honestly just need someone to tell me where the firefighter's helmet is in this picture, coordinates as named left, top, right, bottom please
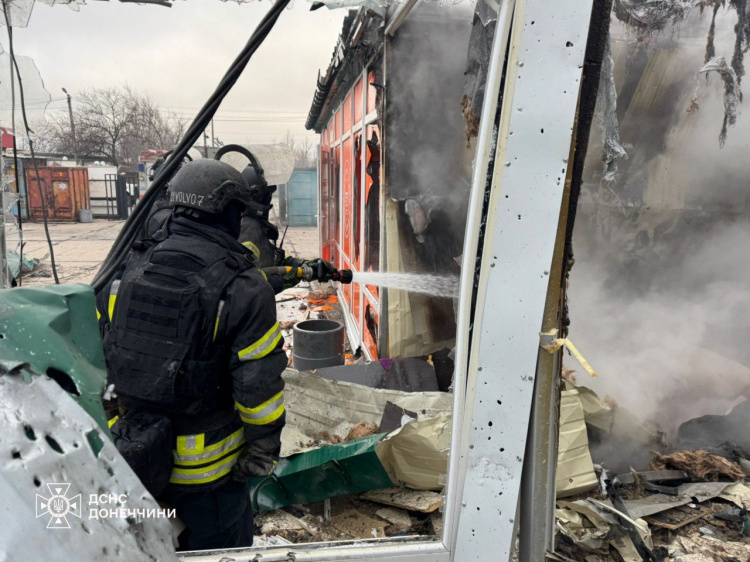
left=168, top=159, right=254, bottom=214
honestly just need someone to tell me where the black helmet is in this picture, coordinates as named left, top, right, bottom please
left=169, top=160, right=254, bottom=214
left=212, top=144, right=278, bottom=221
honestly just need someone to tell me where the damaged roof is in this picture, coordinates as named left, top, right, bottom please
left=305, top=9, right=382, bottom=133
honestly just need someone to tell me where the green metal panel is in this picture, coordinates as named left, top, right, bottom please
left=0, top=284, right=109, bottom=434
left=249, top=433, right=393, bottom=513
left=286, top=169, right=318, bottom=227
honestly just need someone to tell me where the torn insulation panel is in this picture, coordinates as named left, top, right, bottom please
left=698, top=56, right=740, bottom=147
left=596, top=38, right=628, bottom=184
left=612, top=0, right=692, bottom=40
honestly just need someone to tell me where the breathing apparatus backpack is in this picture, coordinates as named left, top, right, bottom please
left=104, top=239, right=249, bottom=416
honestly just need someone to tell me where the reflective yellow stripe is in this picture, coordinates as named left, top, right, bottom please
left=169, top=450, right=243, bottom=485
left=108, top=415, right=119, bottom=428
left=213, top=300, right=225, bottom=343
left=238, top=322, right=282, bottom=361
left=176, top=433, right=205, bottom=453
left=236, top=391, right=285, bottom=425
left=96, top=309, right=101, bottom=321
left=260, top=270, right=267, bottom=281
left=240, top=404, right=285, bottom=425
left=242, top=240, right=260, bottom=259
left=173, top=428, right=245, bottom=467
left=108, top=280, right=120, bottom=321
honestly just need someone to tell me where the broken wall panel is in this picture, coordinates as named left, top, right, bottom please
left=363, top=299, right=379, bottom=359
left=364, top=123, right=381, bottom=298
left=308, top=6, right=475, bottom=359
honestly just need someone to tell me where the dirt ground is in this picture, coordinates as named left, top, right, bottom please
left=10, top=208, right=319, bottom=286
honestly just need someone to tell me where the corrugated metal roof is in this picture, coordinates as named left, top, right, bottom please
left=305, top=9, right=381, bottom=132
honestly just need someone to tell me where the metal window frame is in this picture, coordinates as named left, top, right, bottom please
left=184, top=0, right=596, bottom=558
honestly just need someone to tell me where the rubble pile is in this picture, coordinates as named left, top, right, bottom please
left=254, top=488, right=444, bottom=544
left=556, top=381, right=750, bottom=561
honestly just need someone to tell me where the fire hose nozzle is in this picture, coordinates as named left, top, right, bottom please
left=331, top=269, right=353, bottom=284
left=259, top=265, right=351, bottom=284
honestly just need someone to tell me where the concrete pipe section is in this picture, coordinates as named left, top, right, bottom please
left=292, top=319, right=345, bottom=371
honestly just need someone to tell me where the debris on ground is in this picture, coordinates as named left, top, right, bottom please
left=255, top=509, right=315, bottom=543
left=307, top=287, right=337, bottom=301
left=360, top=487, right=444, bottom=513
left=7, top=250, right=43, bottom=280
left=718, top=482, right=750, bottom=509
left=650, top=450, right=745, bottom=482
left=668, top=534, right=750, bottom=560
left=555, top=380, right=750, bottom=561
left=330, top=510, right=388, bottom=539
left=253, top=534, right=292, bottom=547
left=346, top=422, right=379, bottom=441
left=375, top=507, right=412, bottom=531
left=376, top=414, right=451, bottom=491
left=429, top=512, right=443, bottom=536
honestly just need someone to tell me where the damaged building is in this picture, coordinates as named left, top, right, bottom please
left=4, top=0, right=750, bottom=560
left=305, top=4, right=476, bottom=360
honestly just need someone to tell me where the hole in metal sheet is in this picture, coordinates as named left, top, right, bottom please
left=46, top=367, right=81, bottom=397
left=24, top=425, right=36, bottom=441
left=0, top=333, right=5, bottom=339
left=33, top=476, right=41, bottom=487
left=566, top=41, right=574, bottom=47
left=488, top=421, right=493, bottom=427
left=45, top=435, right=64, bottom=454
left=11, top=450, right=21, bottom=459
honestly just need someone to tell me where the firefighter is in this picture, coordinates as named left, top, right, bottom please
left=238, top=163, right=334, bottom=294
left=98, top=159, right=286, bottom=551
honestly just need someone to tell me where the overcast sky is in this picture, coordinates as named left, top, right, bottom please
left=4, top=0, right=346, bottom=146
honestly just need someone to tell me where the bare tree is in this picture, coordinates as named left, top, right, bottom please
left=39, top=85, right=185, bottom=166
left=277, top=129, right=318, bottom=168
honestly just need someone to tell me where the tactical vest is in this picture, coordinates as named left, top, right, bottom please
left=103, top=239, right=250, bottom=418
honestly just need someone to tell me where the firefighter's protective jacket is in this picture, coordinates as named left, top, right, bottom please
left=98, top=215, right=287, bottom=487
left=239, top=216, right=305, bottom=293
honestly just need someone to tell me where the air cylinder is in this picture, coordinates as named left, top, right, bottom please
left=292, top=319, right=345, bottom=371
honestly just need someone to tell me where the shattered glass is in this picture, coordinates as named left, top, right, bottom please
left=461, top=7, right=495, bottom=144
left=0, top=0, right=35, bottom=27
left=475, top=0, right=499, bottom=26
left=0, top=48, right=52, bottom=130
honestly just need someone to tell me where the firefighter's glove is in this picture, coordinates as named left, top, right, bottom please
left=231, top=446, right=277, bottom=481
left=304, top=258, right=335, bottom=282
